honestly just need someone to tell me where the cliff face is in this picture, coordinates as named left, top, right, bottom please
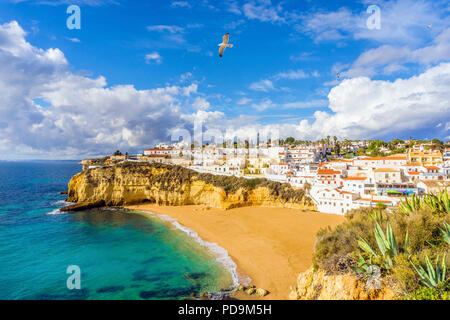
left=289, top=267, right=397, bottom=300
left=66, top=163, right=315, bottom=211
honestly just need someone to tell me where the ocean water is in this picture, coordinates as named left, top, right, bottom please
left=0, top=161, right=235, bottom=300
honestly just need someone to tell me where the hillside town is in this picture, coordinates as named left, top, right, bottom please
left=80, top=138, right=450, bottom=215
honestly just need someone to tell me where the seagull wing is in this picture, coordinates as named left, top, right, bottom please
left=222, top=33, right=229, bottom=44
left=219, top=45, right=226, bottom=58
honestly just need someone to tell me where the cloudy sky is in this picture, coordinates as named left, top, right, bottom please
left=0, top=0, right=449, bottom=159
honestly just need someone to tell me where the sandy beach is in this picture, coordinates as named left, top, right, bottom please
left=126, top=204, right=344, bottom=300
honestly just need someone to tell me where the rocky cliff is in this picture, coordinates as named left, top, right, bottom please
left=288, top=267, right=397, bottom=300
left=64, top=162, right=315, bottom=211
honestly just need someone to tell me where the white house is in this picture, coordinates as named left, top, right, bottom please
left=311, top=188, right=359, bottom=215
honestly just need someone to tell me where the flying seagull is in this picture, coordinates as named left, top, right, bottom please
left=427, top=24, right=432, bottom=28
left=218, top=33, right=233, bottom=58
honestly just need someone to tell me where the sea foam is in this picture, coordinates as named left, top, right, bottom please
left=140, top=210, right=248, bottom=290
left=46, top=208, right=64, bottom=215
left=46, top=201, right=74, bottom=215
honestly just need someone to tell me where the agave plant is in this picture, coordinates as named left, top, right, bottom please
left=400, top=194, right=423, bottom=215
left=411, top=254, right=447, bottom=288
left=439, top=222, right=450, bottom=245
left=423, top=189, right=450, bottom=215
left=353, top=254, right=372, bottom=274
left=358, top=221, right=409, bottom=270
left=367, top=209, right=384, bottom=222
left=400, top=190, right=450, bottom=215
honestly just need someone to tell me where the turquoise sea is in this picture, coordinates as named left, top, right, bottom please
left=0, top=161, right=235, bottom=300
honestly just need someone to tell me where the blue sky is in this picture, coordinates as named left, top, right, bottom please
left=0, top=0, right=449, bottom=158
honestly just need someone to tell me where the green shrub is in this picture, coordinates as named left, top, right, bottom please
left=312, top=204, right=449, bottom=298
left=391, top=254, right=420, bottom=293
left=111, top=162, right=310, bottom=203
left=406, top=281, right=450, bottom=300
left=313, top=209, right=373, bottom=271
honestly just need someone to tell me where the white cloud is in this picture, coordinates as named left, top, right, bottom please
left=214, top=63, right=450, bottom=142
left=289, top=52, right=313, bottom=62
left=0, top=21, right=200, bottom=158
left=10, top=0, right=119, bottom=6
left=192, top=97, right=211, bottom=110
left=171, top=1, right=190, bottom=8
left=300, top=7, right=356, bottom=43
left=251, top=98, right=273, bottom=111
left=237, top=97, right=252, bottom=105
left=67, top=37, right=81, bottom=43
left=179, top=72, right=193, bottom=82
left=224, top=19, right=246, bottom=30
left=227, top=1, right=242, bottom=15
left=249, top=98, right=327, bottom=111
left=145, top=52, right=162, bottom=64
left=289, top=62, right=450, bottom=139
left=274, top=69, right=319, bottom=80
left=343, top=28, right=450, bottom=77
left=181, top=109, right=225, bottom=127
left=281, top=100, right=327, bottom=109
left=300, top=0, right=449, bottom=45
left=146, top=25, right=184, bottom=33
left=242, top=0, right=286, bottom=24
left=249, top=79, right=274, bottom=92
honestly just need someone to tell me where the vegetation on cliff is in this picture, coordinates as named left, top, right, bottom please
left=312, top=190, right=450, bottom=299
left=116, top=162, right=309, bottom=202
left=65, top=162, right=313, bottom=211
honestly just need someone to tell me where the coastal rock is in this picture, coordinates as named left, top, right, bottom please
left=289, top=267, right=397, bottom=300
left=60, top=200, right=106, bottom=212
left=66, top=163, right=316, bottom=211
left=245, top=287, right=256, bottom=295
left=255, top=288, right=268, bottom=297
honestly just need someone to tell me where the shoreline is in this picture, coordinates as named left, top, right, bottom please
left=134, top=209, right=243, bottom=292
left=126, top=204, right=345, bottom=300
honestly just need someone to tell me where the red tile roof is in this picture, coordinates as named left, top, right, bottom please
left=424, top=166, right=440, bottom=170
left=317, top=169, right=340, bottom=175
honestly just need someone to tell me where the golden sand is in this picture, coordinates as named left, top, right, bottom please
left=125, top=204, right=344, bottom=300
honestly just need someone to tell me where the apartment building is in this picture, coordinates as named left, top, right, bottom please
left=407, top=149, right=443, bottom=166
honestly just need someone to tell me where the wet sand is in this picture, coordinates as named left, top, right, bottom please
left=126, top=204, right=344, bottom=300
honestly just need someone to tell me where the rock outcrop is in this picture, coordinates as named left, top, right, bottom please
left=289, top=267, right=397, bottom=300
left=64, top=162, right=315, bottom=211
left=61, top=200, right=106, bottom=212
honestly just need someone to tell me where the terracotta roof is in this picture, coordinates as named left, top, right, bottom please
left=373, top=168, right=400, bottom=172
left=424, top=166, right=440, bottom=170
left=359, top=199, right=393, bottom=203
left=317, top=169, right=341, bottom=175
left=407, top=172, right=420, bottom=175
left=336, top=189, right=352, bottom=194
left=343, top=176, right=367, bottom=180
